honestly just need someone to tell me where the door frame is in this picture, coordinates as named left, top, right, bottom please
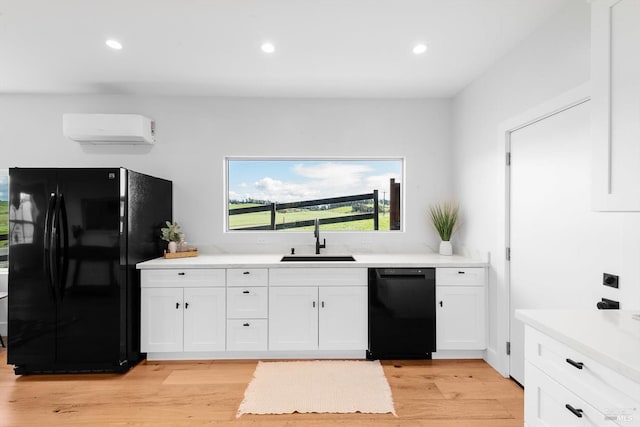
left=493, top=83, right=590, bottom=377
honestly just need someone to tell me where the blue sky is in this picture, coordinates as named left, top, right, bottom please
left=0, top=176, right=7, bottom=201
left=228, top=159, right=402, bottom=203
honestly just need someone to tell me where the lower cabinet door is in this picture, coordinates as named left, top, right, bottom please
left=318, top=286, right=367, bottom=350
left=269, top=287, right=318, bottom=351
left=227, top=319, right=268, bottom=351
left=183, top=287, right=226, bottom=352
left=141, top=287, right=184, bottom=352
left=436, top=285, right=486, bottom=350
left=525, top=362, right=616, bottom=427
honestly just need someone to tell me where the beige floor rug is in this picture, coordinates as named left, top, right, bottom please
left=237, top=360, right=396, bottom=417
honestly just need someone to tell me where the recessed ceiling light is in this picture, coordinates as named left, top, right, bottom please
left=105, top=39, right=123, bottom=50
left=412, top=43, right=428, bottom=55
left=261, top=42, right=275, bottom=54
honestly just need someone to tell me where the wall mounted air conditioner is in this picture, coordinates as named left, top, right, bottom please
left=63, top=113, right=156, bottom=144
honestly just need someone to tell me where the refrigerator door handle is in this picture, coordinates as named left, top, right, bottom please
left=44, top=192, right=57, bottom=296
left=58, top=193, right=70, bottom=300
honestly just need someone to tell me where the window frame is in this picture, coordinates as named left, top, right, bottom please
left=224, top=156, right=405, bottom=233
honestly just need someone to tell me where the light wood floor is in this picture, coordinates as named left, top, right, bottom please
left=0, top=348, right=523, bottom=426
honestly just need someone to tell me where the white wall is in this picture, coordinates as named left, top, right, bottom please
left=453, top=0, right=640, bottom=376
left=0, top=96, right=452, bottom=255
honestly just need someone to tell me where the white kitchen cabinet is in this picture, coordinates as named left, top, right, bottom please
left=140, top=287, right=183, bottom=352
left=141, top=287, right=225, bottom=352
left=268, top=267, right=368, bottom=352
left=140, top=269, right=226, bottom=353
left=318, top=286, right=367, bottom=350
left=525, top=362, right=617, bottom=427
left=268, top=285, right=367, bottom=351
left=182, top=287, right=226, bottom=352
left=524, top=325, right=639, bottom=427
left=435, top=268, right=486, bottom=350
left=227, top=319, right=268, bottom=351
left=226, top=268, right=268, bottom=351
left=591, top=0, right=640, bottom=211
left=269, top=286, right=319, bottom=350
left=226, top=287, right=268, bottom=319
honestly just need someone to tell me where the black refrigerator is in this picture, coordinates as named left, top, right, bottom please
left=7, top=168, right=172, bottom=375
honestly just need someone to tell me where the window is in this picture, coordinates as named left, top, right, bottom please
left=0, top=171, right=7, bottom=268
left=226, top=158, right=403, bottom=232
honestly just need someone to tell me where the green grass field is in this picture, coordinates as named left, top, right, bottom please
left=229, top=203, right=390, bottom=231
left=0, top=200, right=7, bottom=246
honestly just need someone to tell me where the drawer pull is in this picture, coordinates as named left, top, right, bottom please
left=177, top=272, right=185, bottom=276
left=566, top=358, right=584, bottom=370
left=458, top=271, right=465, bottom=274
left=243, top=271, right=251, bottom=275
left=439, top=301, right=443, bottom=307
left=243, top=322, right=250, bottom=327
left=565, top=404, right=583, bottom=418
left=185, top=302, right=189, bottom=309
left=175, top=302, right=180, bottom=309
left=242, top=290, right=250, bottom=294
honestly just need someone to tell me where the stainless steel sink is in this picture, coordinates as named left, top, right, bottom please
left=280, top=255, right=356, bottom=262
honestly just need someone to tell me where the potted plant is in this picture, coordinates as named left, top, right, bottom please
left=160, top=221, right=182, bottom=253
left=428, top=202, right=459, bottom=256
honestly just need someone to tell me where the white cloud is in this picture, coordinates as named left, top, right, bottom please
left=230, top=162, right=401, bottom=204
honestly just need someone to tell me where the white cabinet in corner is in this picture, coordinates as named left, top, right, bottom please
left=435, top=268, right=487, bottom=351
left=268, top=268, right=368, bottom=351
left=524, top=326, right=639, bottom=427
left=140, top=269, right=226, bottom=353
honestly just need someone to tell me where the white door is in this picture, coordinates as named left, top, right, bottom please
left=436, top=286, right=486, bottom=350
left=509, top=101, right=597, bottom=384
left=268, top=287, right=318, bottom=350
left=141, top=287, right=183, bottom=352
left=318, top=286, right=367, bottom=350
left=183, top=287, right=226, bottom=352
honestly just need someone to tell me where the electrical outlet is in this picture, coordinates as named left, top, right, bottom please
left=603, top=273, right=619, bottom=289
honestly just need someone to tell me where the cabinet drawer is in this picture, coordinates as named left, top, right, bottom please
left=269, top=268, right=367, bottom=287
left=436, top=267, right=485, bottom=286
left=227, top=287, right=268, bottom=319
left=227, top=319, right=268, bottom=351
left=525, top=326, right=640, bottom=416
left=525, top=362, right=618, bottom=427
left=141, top=269, right=225, bottom=288
left=227, top=268, right=268, bottom=287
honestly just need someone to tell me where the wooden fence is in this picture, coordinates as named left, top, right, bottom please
left=230, top=191, right=379, bottom=231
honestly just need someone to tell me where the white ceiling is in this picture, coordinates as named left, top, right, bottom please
left=0, top=0, right=572, bottom=98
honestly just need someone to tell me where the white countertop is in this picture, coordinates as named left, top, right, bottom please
left=516, top=309, right=640, bottom=384
left=136, top=253, right=488, bottom=269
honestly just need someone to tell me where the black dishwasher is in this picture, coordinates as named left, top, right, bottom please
left=367, top=268, right=436, bottom=359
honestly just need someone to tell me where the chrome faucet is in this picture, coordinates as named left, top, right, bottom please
left=314, top=218, right=326, bottom=254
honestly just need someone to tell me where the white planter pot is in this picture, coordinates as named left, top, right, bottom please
left=168, top=241, right=177, bottom=253
left=439, top=240, right=453, bottom=256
